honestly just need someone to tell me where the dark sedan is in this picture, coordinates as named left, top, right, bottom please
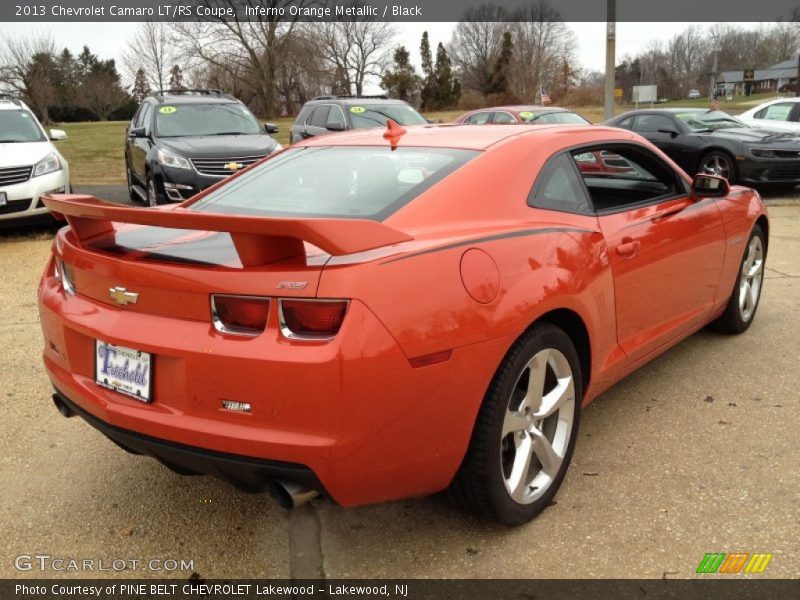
left=605, top=108, right=800, bottom=186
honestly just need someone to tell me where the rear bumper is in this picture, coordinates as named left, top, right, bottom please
left=53, top=388, right=327, bottom=495
left=39, top=270, right=507, bottom=506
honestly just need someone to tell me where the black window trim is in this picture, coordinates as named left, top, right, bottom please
left=529, top=140, right=692, bottom=217
left=527, top=151, right=594, bottom=216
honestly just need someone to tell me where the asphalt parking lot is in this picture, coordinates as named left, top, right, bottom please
left=0, top=191, right=798, bottom=579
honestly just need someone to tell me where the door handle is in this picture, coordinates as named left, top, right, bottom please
left=616, top=240, right=640, bottom=257
left=651, top=207, right=685, bottom=222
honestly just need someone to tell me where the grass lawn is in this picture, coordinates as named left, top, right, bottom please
left=56, top=94, right=784, bottom=186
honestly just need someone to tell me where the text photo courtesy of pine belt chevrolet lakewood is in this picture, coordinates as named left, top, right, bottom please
left=0, top=94, right=70, bottom=226
left=40, top=122, right=767, bottom=525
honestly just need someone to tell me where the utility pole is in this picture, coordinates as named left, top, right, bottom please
left=796, top=52, right=799, bottom=97
left=604, top=0, right=616, bottom=120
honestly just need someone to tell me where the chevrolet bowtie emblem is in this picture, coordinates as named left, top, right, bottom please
left=109, top=286, right=139, bottom=306
left=224, top=162, right=243, bottom=171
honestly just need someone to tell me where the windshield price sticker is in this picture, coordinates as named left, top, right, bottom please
left=350, top=106, right=366, bottom=114
left=159, top=106, right=177, bottom=114
left=519, top=111, right=535, bottom=119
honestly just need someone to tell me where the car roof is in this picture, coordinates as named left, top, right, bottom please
left=297, top=123, right=619, bottom=151
left=146, top=95, right=241, bottom=106
left=0, top=97, right=29, bottom=111
left=475, top=105, right=570, bottom=113
left=306, top=97, right=410, bottom=105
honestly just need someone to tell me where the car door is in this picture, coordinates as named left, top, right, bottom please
left=128, top=102, right=152, bottom=185
left=571, top=143, right=726, bottom=363
left=630, top=114, right=689, bottom=165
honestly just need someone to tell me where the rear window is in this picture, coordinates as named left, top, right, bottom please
left=347, top=104, right=427, bottom=128
left=190, top=146, right=478, bottom=220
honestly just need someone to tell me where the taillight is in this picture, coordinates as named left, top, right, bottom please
left=211, top=295, right=270, bottom=335
left=279, top=299, right=348, bottom=340
left=55, top=259, right=75, bottom=295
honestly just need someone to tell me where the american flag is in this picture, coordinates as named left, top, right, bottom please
left=711, top=97, right=719, bottom=110
left=540, top=87, right=551, bottom=105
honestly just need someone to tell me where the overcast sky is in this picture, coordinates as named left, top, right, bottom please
left=0, top=21, right=769, bottom=88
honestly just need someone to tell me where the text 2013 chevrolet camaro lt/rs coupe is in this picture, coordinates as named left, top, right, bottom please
left=39, top=122, right=768, bottom=525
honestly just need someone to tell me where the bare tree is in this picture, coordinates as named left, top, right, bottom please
left=312, top=18, right=396, bottom=96
left=82, top=70, right=129, bottom=120
left=171, top=0, right=305, bottom=117
left=0, top=31, right=57, bottom=122
left=122, top=21, right=174, bottom=92
left=508, top=2, right=576, bottom=101
left=448, top=5, right=507, bottom=99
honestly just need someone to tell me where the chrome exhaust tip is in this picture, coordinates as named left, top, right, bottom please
left=52, top=393, right=75, bottom=418
left=268, top=479, right=319, bottom=509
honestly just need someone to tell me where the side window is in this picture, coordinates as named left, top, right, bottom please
left=631, top=114, right=676, bottom=133
left=492, top=112, right=516, bottom=124
left=308, top=105, right=331, bottom=128
left=529, top=153, right=591, bottom=214
left=296, top=106, right=312, bottom=126
left=131, top=104, right=144, bottom=127
left=616, top=116, right=634, bottom=130
left=138, top=104, right=152, bottom=130
left=570, top=144, right=682, bottom=212
left=465, top=112, right=491, bottom=125
left=757, top=103, right=794, bottom=121
left=326, top=105, right=346, bottom=130
left=791, top=104, right=800, bottom=123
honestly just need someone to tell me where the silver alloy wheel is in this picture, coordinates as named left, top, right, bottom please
left=500, top=348, right=575, bottom=505
left=739, top=235, right=764, bottom=322
left=702, top=154, right=732, bottom=179
left=147, top=178, right=157, bottom=207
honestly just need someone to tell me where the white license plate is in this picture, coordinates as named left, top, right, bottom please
left=0, top=192, right=7, bottom=207
left=95, top=340, right=152, bottom=403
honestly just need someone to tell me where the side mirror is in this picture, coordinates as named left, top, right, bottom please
left=129, top=127, right=147, bottom=138
left=49, top=129, right=67, bottom=141
left=326, top=123, right=346, bottom=132
left=691, top=173, right=730, bottom=198
left=264, top=123, right=279, bottom=134
left=657, top=128, right=680, bottom=137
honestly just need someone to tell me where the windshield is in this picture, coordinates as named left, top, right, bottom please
left=190, top=146, right=478, bottom=220
left=524, top=111, right=590, bottom=125
left=675, top=110, right=746, bottom=132
left=0, top=109, right=46, bottom=143
left=347, top=104, right=427, bottom=128
left=154, top=103, right=263, bottom=137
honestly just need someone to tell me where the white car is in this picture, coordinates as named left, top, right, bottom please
left=737, top=97, right=800, bottom=134
left=0, top=95, right=70, bottom=225
left=687, top=89, right=701, bottom=99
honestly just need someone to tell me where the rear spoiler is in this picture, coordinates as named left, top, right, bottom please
left=43, top=194, right=413, bottom=267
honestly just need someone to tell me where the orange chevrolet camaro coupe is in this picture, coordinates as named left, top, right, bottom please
left=38, top=122, right=768, bottom=525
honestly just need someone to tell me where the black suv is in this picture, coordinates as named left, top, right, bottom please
left=290, top=95, right=427, bottom=144
left=125, top=89, right=281, bottom=205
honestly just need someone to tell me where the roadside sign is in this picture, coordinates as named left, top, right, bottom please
left=614, top=88, right=623, bottom=99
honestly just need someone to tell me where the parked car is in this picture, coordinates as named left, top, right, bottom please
left=290, top=95, right=427, bottom=144
left=125, top=89, right=281, bottom=206
left=687, top=89, right=702, bottom=99
left=0, top=94, right=69, bottom=226
left=41, top=123, right=767, bottom=525
left=737, top=97, right=800, bottom=134
left=605, top=108, right=800, bottom=186
left=455, top=105, right=590, bottom=125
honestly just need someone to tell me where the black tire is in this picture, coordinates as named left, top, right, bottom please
left=699, top=150, right=738, bottom=184
left=145, top=172, right=162, bottom=207
left=711, top=224, right=766, bottom=334
left=449, top=323, right=582, bottom=526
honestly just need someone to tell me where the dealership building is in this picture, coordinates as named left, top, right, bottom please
left=716, top=54, right=799, bottom=95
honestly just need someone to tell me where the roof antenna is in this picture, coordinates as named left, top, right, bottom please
left=383, top=118, right=407, bottom=150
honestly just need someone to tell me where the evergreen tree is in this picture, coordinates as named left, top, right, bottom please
left=419, top=31, right=435, bottom=110
left=380, top=46, right=420, bottom=102
left=168, top=64, right=185, bottom=91
left=132, top=68, right=149, bottom=101
left=489, top=31, right=514, bottom=97
left=433, top=43, right=457, bottom=109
